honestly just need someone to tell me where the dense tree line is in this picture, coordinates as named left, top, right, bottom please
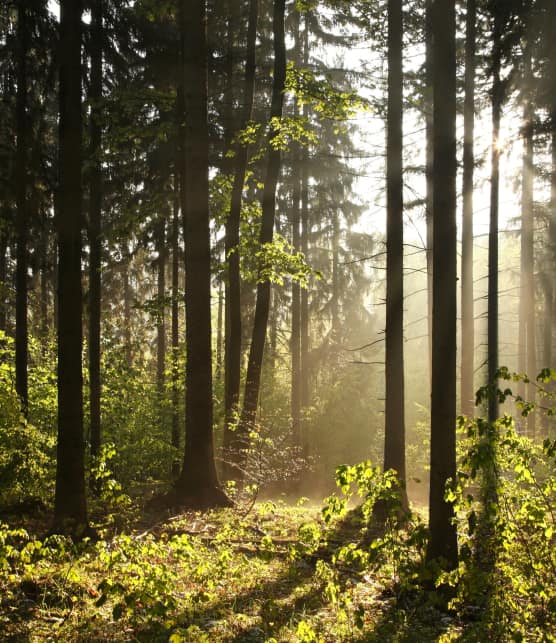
left=0, top=0, right=554, bottom=583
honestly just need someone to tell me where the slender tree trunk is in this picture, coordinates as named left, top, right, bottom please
left=425, top=0, right=433, bottom=384
left=39, top=223, right=49, bottom=340
left=156, top=217, right=166, bottom=398
left=0, top=230, right=7, bottom=332
left=54, top=0, right=89, bottom=536
left=300, top=14, right=310, bottom=460
left=331, top=211, right=340, bottom=338
left=88, top=0, right=102, bottom=462
left=175, top=0, right=228, bottom=507
left=520, top=89, right=536, bottom=436
left=15, top=1, right=29, bottom=413
left=222, top=0, right=259, bottom=477
left=171, top=175, right=180, bottom=476
left=461, top=0, right=476, bottom=418
left=488, top=20, right=502, bottom=425
left=427, top=0, right=458, bottom=568
left=216, top=276, right=223, bottom=380
left=384, top=0, right=408, bottom=511
left=123, top=255, right=132, bottom=368
left=236, top=0, right=287, bottom=477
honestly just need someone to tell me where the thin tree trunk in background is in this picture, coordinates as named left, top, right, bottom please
left=171, top=175, right=180, bottom=476
left=216, top=277, right=223, bottom=380
left=15, top=1, right=29, bottom=413
left=123, top=256, right=132, bottom=368
left=156, top=217, right=166, bottom=398
left=488, top=20, right=502, bottom=425
left=222, top=0, right=258, bottom=477
left=427, top=0, right=458, bottom=568
left=425, top=0, right=433, bottom=384
left=384, top=0, right=408, bottom=511
left=0, top=231, right=7, bottom=332
left=54, top=0, right=89, bottom=536
left=331, top=211, right=340, bottom=337
left=290, top=8, right=302, bottom=453
left=300, top=14, right=310, bottom=460
left=237, top=0, right=287, bottom=477
left=88, top=0, right=102, bottom=462
left=461, top=0, right=476, bottom=418
left=520, top=66, right=536, bottom=436
left=175, top=0, right=228, bottom=507
left=40, top=225, right=49, bottom=339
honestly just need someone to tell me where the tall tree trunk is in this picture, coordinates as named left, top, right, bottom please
left=427, top=0, right=458, bottom=568
left=461, top=0, right=476, bottom=418
left=54, top=0, right=89, bottom=536
left=15, top=1, right=29, bottom=413
left=384, top=0, right=408, bottom=511
left=236, top=0, right=287, bottom=477
left=216, top=276, right=223, bottom=381
left=88, top=0, right=102, bottom=462
left=171, top=175, right=180, bottom=476
left=123, top=255, right=132, bottom=368
left=425, top=0, right=433, bottom=385
left=222, top=0, right=259, bottom=477
left=290, top=7, right=302, bottom=453
left=156, top=217, right=166, bottom=398
left=175, top=0, right=228, bottom=507
left=488, top=18, right=502, bottom=425
left=300, top=13, right=310, bottom=460
left=0, top=230, right=7, bottom=332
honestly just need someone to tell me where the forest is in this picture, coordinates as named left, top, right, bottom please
left=0, top=0, right=555, bottom=640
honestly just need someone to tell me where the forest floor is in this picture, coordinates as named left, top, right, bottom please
left=0, top=497, right=544, bottom=642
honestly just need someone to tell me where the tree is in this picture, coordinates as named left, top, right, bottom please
left=174, top=0, right=229, bottom=507
left=88, top=0, right=103, bottom=463
left=236, top=0, right=287, bottom=478
left=15, top=0, right=29, bottom=413
left=427, top=0, right=458, bottom=568
left=383, top=0, right=408, bottom=510
left=461, top=0, right=476, bottom=419
left=54, top=0, right=89, bottom=535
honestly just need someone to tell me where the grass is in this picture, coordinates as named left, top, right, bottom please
left=0, top=497, right=464, bottom=642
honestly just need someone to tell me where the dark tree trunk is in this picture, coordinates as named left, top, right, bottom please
left=88, top=0, right=102, bottom=462
left=384, top=0, right=408, bottom=511
left=54, top=0, right=89, bottom=536
left=300, top=14, right=310, bottom=460
left=216, top=277, right=223, bottom=381
left=123, top=256, right=132, bottom=368
left=156, top=217, right=166, bottom=398
left=175, top=0, right=228, bottom=507
left=236, top=0, right=287, bottom=476
left=0, top=230, right=7, bottom=332
left=461, top=0, right=476, bottom=418
left=488, top=19, right=502, bottom=425
left=171, top=176, right=180, bottom=477
left=15, top=1, right=29, bottom=413
left=425, top=0, right=433, bottom=384
left=222, top=0, right=259, bottom=477
left=427, top=0, right=458, bottom=568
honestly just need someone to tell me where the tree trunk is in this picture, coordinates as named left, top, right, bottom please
left=427, top=0, right=458, bottom=568
left=171, top=174, right=180, bottom=477
left=0, top=230, right=7, bottom=332
left=88, top=0, right=102, bottom=462
left=156, top=217, right=166, bottom=398
left=461, top=0, right=476, bottom=418
left=222, top=0, right=259, bottom=478
left=488, top=20, right=502, bottom=426
left=236, top=0, right=287, bottom=478
left=425, top=0, right=433, bottom=385
left=54, top=0, right=89, bottom=536
left=384, top=0, right=408, bottom=511
left=175, top=0, right=229, bottom=507
left=123, top=255, right=132, bottom=368
left=15, top=1, right=29, bottom=413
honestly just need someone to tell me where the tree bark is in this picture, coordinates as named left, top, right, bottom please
left=488, top=17, right=502, bottom=425
left=236, top=0, right=287, bottom=478
left=175, top=0, right=228, bottom=507
left=222, top=0, right=259, bottom=477
left=171, top=174, right=180, bottom=477
left=54, top=0, right=89, bottom=536
left=88, top=0, right=103, bottom=462
left=425, top=0, right=433, bottom=386
left=427, top=0, right=458, bottom=568
left=461, top=0, right=476, bottom=418
left=15, top=0, right=29, bottom=413
left=384, top=0, right=408, bottom=511
left=156, top=217, right=166, bottom=398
